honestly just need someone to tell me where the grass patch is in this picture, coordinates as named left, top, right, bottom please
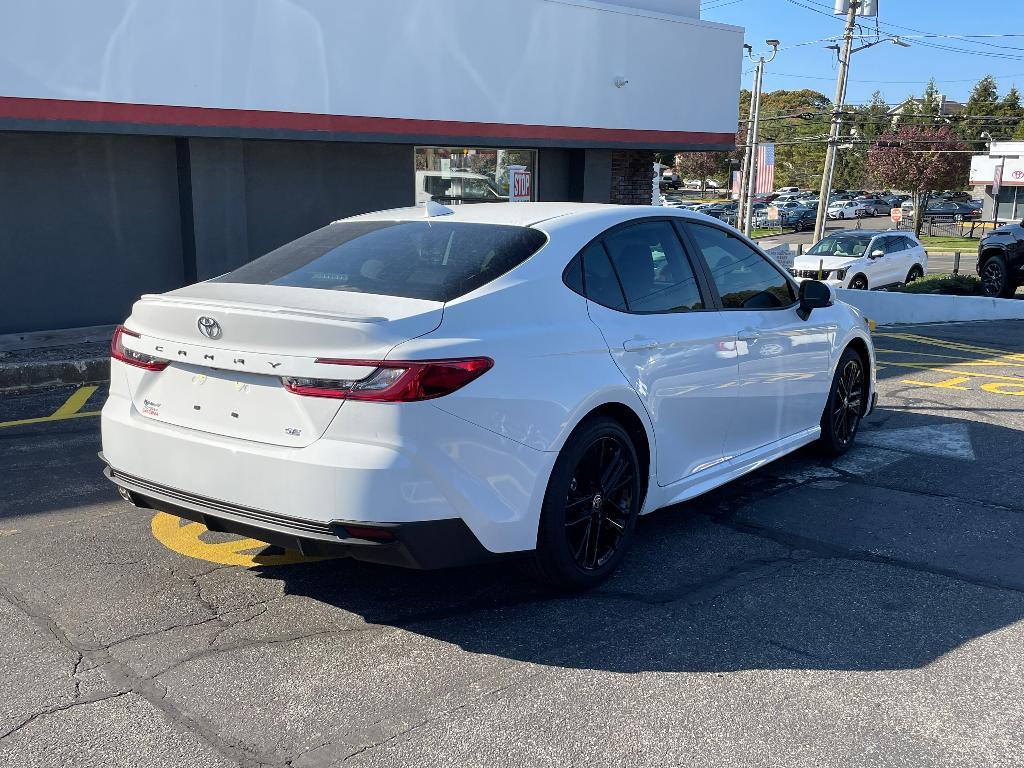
left=888, top=273, right=983, bottom=296
left=917, top=235, right=982, bottom=252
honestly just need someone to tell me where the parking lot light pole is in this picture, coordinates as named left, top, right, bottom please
left=812, top=1, right=859, bottom=244
left=813, top=1, right=910, bottom=243
left=739, top=40, right=779, bottom=236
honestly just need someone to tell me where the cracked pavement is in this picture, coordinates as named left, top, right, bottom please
left=1, top=321, right=1023, bottom=767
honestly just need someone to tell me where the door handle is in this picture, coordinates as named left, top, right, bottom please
left=737, top=328, right=759, bottom=342
left=623, top=338, right=659, bottom=352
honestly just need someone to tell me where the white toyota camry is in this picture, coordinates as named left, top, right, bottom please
left=102, top=202, right=876, bottom=588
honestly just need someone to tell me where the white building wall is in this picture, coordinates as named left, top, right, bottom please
left=0, top=0, right=741, bottom=138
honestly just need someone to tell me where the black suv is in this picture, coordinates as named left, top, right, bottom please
left=977, top=222, right=1024, bottom=298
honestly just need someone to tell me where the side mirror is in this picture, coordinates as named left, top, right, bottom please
left=797, top=280, right=833, bottom=320
left=869, top=249, right=885, bottom=259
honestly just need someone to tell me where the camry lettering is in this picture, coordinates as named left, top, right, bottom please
left=177, top=350, right=188, bottom=357
left=268, top=362, right=282, bottom=369
left=204, top=354, right=215, bottom=361
left=233, top=358, right=245, bottom=365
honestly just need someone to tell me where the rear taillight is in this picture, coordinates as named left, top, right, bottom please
left=111, top=326, right=169, bottom=371
left=283, top=357, right=493, bottom=402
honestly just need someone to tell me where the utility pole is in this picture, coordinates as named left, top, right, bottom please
left=738, top=40, right=779, bottom=236
left=812, top=0, right=859, bottom=243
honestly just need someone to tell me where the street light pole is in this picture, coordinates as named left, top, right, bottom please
left=812, top=0, right=859, bottom=243
left=739, top=40, right=779, bottom=237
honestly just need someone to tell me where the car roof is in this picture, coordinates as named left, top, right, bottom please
left=345, top=202, right=627, bottom=228
left=341, top=202, right=737, bottom=230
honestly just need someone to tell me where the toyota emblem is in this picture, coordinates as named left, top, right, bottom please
left=197, top=316, right=222, bottom=339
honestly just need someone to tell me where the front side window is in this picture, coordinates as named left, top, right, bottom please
left=601, top=222, right=705, bottom=313
left=215, top=221, right=547, bottom=302
left=685, top=223, right=796, bottom=310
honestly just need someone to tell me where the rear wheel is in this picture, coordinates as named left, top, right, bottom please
left=529, top=417, right=642, bottom=590
left=818, top=347, right=867, bottom=456
left=905, top=265, right=924, bottom=283
left=981, top=255, right=1013, bottom=298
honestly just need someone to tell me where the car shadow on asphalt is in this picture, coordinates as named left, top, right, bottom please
left=255, top=407, right=1024, bottom=674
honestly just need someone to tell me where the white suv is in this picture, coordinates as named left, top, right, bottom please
left=792, top=230, right=928, bottom=290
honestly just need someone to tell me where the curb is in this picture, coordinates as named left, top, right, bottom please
left=0, top=356, right=109, bottom=391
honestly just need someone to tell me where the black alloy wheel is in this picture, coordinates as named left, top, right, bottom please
left=529, top=417, right=642, bottom=590
left=849, top=274, right=869, bottom=290
left=905, top=265, right=924, bottom=283
left=819, top=348, right=866, bottom=456
left=562, top=436, right=636, bottom=572
left=981, top=255, right=1012, bottom=298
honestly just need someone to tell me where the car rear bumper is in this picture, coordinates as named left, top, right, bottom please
left=101, top=377, right=555, bottom=558
left=101, top=457, right=494, bottom=569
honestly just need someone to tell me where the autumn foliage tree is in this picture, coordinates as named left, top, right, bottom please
left=675, top=151, right=729, bottom=198
left=866, top=126, right=969, bottom=236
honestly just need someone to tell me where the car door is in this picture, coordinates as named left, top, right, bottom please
left=681, top=221, right=835, bottom=456
left=876, top=235, right=908, bottom=286
left=577, top=219, right=739, bottom=486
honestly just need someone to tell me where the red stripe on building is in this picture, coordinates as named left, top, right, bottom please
left=0, top=96, right=735, bottom=146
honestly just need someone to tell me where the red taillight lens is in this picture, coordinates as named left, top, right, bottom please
left=283, top=357, right=493, bottom=402
left=111, top=326, right=169, bottom=371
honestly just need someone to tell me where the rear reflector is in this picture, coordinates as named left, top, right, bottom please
left=111, top=326, right=169, bottom=371
left=283, top=357, right=493, bottom=402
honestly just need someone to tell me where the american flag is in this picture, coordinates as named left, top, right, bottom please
left=755, top=143, right=776, bottom=194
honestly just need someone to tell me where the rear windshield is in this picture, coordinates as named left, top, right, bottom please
left=214, top=221, right=547, bottom=302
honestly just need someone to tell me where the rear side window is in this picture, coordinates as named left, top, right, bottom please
left=580, top=242, right=627, bottom=311
left=215, top=221, right=547, bottom=302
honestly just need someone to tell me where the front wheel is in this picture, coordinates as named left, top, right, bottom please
left=848, top=274, right=869, bottom=290
left=529, top=417, right=642, bottom=590
left=981, top=255, right=1014, bottom=298
left=818, top=348, right=867, bottom=456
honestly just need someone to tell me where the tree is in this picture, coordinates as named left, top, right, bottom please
left=916, top=78, right=942, bottom=119
left=834, top=90, right=889, bottom=190
left=958, top=75, right=1001, bottom=146
left=675, top=151, right=729, bottom=198
left=998, top=86, right=1024, bottom=140
left=866, top=126, right=969, bottom=236
left=744, top=88, right=832, bottom=188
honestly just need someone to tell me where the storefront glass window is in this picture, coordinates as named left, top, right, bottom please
left=414, top=147, right=537, bottom=204
left=996, top=186, right=1020, bottom=220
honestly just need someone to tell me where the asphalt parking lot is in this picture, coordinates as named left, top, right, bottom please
left=2, top=321, right=1023, bottom=767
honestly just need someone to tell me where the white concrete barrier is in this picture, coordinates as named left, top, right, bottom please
left=834, top=288, right=1024, bottom=325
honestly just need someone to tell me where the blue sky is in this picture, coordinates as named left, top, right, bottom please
left=702, top=0, right=1024, bottom=106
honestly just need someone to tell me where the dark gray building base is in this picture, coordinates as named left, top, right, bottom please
left=0, top=131, right=651, bottom=334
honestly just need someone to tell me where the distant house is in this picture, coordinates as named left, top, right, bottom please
left=888, top=95, right=965, bottom=126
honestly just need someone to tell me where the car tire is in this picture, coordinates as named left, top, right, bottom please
left=980, top=255, right=1014, bottom=298
left=905, top=265, right=924, bottom=283
left=527, top=416, right=642, bottom=591
left=817, top=346, right=867, bottom=457
left=849, top=274, right=868, bottom=290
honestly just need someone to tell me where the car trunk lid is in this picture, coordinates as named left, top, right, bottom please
left=119, top=283, right=443, bottom=447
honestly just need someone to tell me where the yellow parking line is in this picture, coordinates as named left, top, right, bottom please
left=875, top=348, right=1024, bottom=368
left=51, top=385, right=98, bottom=418
left=881, top=361, right=1024, bottom=383
left=0, top=385, right=102, bottom=429
left=876, top=333, right=1024, bottom=361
